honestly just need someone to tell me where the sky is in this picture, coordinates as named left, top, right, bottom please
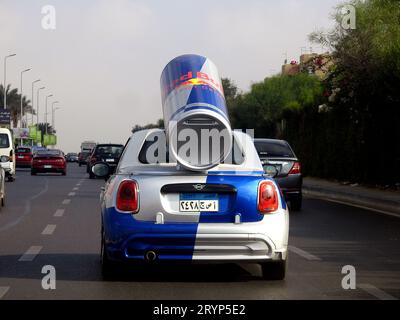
left=0, top=0, right=342, bottom=152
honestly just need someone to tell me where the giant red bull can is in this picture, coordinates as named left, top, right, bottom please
left=160, top=54, right=232, bottom=171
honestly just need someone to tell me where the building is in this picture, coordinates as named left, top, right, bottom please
left=282, top=52, right=334, bottom=79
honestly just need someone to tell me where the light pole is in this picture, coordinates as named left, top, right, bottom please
left=3, top=53, right=16, bottom=111
left=20, top=68, right=31, bottom=128
left=36, top=87, right=45, bottom=128
left=45, top=94, right=53, bottom=135
left=31, top=79, right=40, bottom=126
left=51, top=101, right=59, bottom=129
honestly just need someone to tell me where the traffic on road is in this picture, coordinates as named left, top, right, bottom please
left=0, top=0, right=399, bottom=315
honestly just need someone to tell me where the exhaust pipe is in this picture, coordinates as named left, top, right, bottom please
left=145, top=251, right=157, bottom=261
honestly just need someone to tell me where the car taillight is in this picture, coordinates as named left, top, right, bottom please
left=258, top=181, right=279, bottom=213
left=288, top=162, right=301, bottom=175
left=116, top=180, right=139, bottom=213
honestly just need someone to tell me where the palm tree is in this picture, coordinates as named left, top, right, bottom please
left=38, top=122, right=55, bottom=135
left=0, top=84, right=35, bottom=127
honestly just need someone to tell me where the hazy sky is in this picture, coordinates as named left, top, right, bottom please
left=0, top=0, right=342, bottom=152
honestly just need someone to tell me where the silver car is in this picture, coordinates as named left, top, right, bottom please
left=93, top=129, right=289, bottom=280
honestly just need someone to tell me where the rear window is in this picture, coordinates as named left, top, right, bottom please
left=16, top=148, right=31, bottom=153
left=95, top=145, right=123, bottom=157
left=138, top=136, right=244, bottom=165
left=0, top=134, right=10, bottom=148
left=254, top=140, right=294, bottom=158
left=36, top=150, right=61, bottom=156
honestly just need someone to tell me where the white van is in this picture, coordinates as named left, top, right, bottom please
left=0, top=128, right=16, bottom=181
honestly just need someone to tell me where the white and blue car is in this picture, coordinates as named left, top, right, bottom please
left=93, top=129, right=289, bottom=280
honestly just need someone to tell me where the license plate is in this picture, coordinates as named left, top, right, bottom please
left=179, top=193, right=219, bottom=212
left=105, top=159, right=114, bottom=162
left=44, top=165, right=52, bottom=168
left=18, top=156, right=24, bottom=159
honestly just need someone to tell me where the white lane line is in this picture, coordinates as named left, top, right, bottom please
left=54, top=209, right=65, bottom=217
left=305, top=193, right=400, bottom=219
left=72, top=187, right=79, bottom=191
left=359, top=283, right=398, bottom=300
left=19, top=246, right=42, bottom=262
left=0, top=178, right=49, bottom=233
left=0, top=286, right=10, bottom=299
left=41, top=224, right=56, bottom=235
left=288, top=245, right=322, bottom=261
left=68, top=192, right=76, bottom=197
left=62, top=199, right=71, bottom=205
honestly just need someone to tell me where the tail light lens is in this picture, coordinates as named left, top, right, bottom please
left=289, top=162, right=301, bottom=175
left=258, top=181, right=279, bottom=213
left=116, top=180, right=139, bottom=213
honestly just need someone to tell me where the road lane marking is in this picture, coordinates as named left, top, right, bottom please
left=41, top=224, right=56, bottom=235
left=288, top=245, right=322, bottom=261
left=0, top=286, right=10, bottom=299
left=304, top=193, right=400, bottom=219
left=54, top=209, right=65, bottom=217
left=19, top=246, right=42, bottom=262
left=62, top=199, right=71, bottom=205
left=68, top=192, right=76, bottom=196
left=359, top=283, right=398, bottom=300
left=73, top=187, right=79, bottom=191
left=0, top=179, right=49, bottom=232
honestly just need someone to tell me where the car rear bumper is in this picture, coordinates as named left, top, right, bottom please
left=32, top=165, right=66, bottom=172
left=103, top=207, right=289, bottom=263
left=16, top=161, right=32, bottom=167
left=275, top=174, right=302, bottom=199
left=0, top=163, right=14, bottom=175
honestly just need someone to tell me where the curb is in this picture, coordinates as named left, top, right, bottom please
left=303, top=186, right=400, bottom=216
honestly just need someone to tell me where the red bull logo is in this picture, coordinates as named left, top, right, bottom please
left=166, top=71, right=223, bottom=95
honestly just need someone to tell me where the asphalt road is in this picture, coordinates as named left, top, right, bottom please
left=0, top=164, right=399, bottom=300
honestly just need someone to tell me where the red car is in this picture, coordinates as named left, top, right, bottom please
left=15, top=146, right=33, bottom=168
left=31, top=149, right=66, bottom=176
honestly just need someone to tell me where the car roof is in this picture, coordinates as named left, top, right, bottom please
left=253, top=138, right=289, bottom=144
left=95, top=144, right=124, bottom=147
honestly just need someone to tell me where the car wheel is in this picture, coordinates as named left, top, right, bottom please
left=261, top=259, right=286, bottom=280
left=290, top=195, right=302, bottom=211
left=101, top=229, right=117, bottom=280
left=79, top=163, right=82, bottom=167
left=31, top=170, right=37, bottom=176
left=7, top=175, right=15, bottom=182
left=62, top=171, right=66, bottom=176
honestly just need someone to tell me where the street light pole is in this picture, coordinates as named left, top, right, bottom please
left=20, top=68, right=31, bottom=128
left=45, top=94, right=53, bottom=135
left=36, top=87, right=45, bottom=128
left=3, top=53, right=16, bottom=111
left=31, top=79, right=40, bottom=126
left=51, top=101, right=59, bottom=129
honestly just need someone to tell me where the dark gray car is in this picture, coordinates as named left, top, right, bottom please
left=254, top=139, right=302, bottom=211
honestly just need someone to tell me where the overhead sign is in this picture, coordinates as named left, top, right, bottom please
left=0, top=109, right=11, bottom=124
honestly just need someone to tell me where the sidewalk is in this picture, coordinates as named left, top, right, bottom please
left=303, top=177, right=400, bottom=215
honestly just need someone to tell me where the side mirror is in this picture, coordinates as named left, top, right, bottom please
left=92, top=162, right=110, bottom=179
left=263, top=164, right=279, bottom=178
